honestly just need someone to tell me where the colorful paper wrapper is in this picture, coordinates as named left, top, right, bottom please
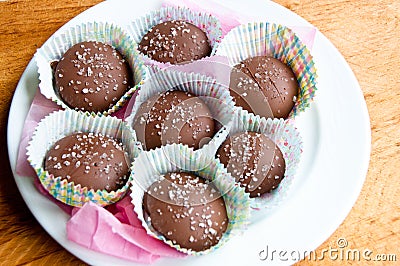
left=216, top=110, right=303, bottom=210
left=127, top=6, right=223, bottom=68
left=216, top=22, right=318, bottom=118
left=125, top=68, right=235, bottom=156
left=35, top=21, right=147, bottom=115
left=130, top=144, right=251, bottom=255
left=27, top=109, right=142, bottom=207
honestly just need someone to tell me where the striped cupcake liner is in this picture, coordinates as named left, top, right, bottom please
left=130, top=144, right=251, bottom=255
left=216, top=22, right=318, bottom=119
left=127, top=6, right=223, bottom=68
left=125, top=68, right=235, bottom=157
left=216, top=109, right=303, bottom=211
left=35, top=21, right=147, bottom=115
left=27, top=109, right=142, bottom=207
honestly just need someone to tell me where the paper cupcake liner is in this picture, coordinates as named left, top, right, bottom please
left=216, top=22, right=318, bottom=118
left=216, top=110, right=303, bottom=211
left=127, top=6, right=223, bottom=68
left=125, top=68, right=235, bottom=156
left=130, top=144, right=251, bottom=255
left=27, top=109, right=142, bottom=207
left=35, top=21, right=147, bottom=115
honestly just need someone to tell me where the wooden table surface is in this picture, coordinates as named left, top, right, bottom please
left=0, top=0, right=399, bottom=265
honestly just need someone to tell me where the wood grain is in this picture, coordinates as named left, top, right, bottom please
left=0, top=0, right=398, bottom=265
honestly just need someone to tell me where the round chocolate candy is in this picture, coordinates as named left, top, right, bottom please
left=143, top=172, right=228, bottom=252
left=230, top=56, right=298, bottom=118
left=216, top=131, right=285, bottom=197
left=54, top=41, right=132, bottom=113
left=138, top=20, right=212, bottom=64
left=133, top=90, right=215, bottom=150
left=44, top=132, right=130, bottom=192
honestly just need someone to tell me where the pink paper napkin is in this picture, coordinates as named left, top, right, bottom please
left=16, top=89, right=60, bottom=177
left=67, top=201, right=185, bottom=264
left=289, top=26, right=317, bottom=51
left=107, top=195, right=144, bottom=228
left=162, top=0, right=246, bottom=36
left=162, top=0, right=317, bottom=50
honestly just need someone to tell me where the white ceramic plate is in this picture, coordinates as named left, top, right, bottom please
left=7, top=0, right=371, bottom=265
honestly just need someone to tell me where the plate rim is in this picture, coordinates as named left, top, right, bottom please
left=7, top=0, right=371, bottom=265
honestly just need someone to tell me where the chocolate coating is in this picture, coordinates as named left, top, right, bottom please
left=138, top=20, right=212, bottom=64
left=54, top=41, right=132, bottom=113
left=230, top=56, right=298, bottom=118
left=143, top=172, right=228, bottom=252
left=44, top=132, right=130, bottom=192
left=216, top=131, right=285, bottom=197
left=133, top=90, right=215, bottom=150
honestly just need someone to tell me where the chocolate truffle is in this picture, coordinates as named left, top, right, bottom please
left=143, top=172, right=228, bottom=252
left=216, top=131, right=285, bottom=197
left=138, top=20, right=212, bottom=64
left=44, top=132, right=130, bottom=192
left=230, top=56, right=298, bottom=118
left=133, top=90, right=215, bottom=150
left=54, top=41, right=132, bottom=113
